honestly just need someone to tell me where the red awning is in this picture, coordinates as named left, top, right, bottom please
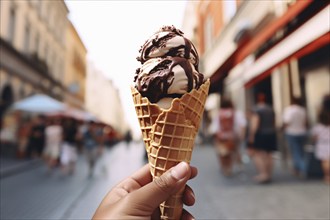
left=245, top=32, right=329, bottom=88
left=210, top=0, right=313, bottom=88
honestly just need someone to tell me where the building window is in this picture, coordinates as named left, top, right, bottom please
left=73, top=50, right=86, bottom=73
left=48, top=50, right=52, bottom=73
left=24, top=22, right=30, bottom=54
left=57, top=58, right=62, bottom=80
left=53, top=56, right=58, bottom=79
left=204, top=15, right=214, bottom=52
left=37, top=0, right=42, bottom=18
left=39, top=41, right=43, bottom=58
left=43, top=42, right=48, bottom=63
left=34, top=32, right=39, bottom=56
left=42, top=1, right=48, bottom=20
left=19, top=85, right=25, bottom=99
left=223, top=0, right=237, bottom=24
left=46, top=4, right=51, bottom=28
left=8, top=5, right=16, bottom=44
left=51, top=12, right=56, bottom=35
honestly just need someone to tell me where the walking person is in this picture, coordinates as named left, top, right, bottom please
left=43, top=117, right=62, bottom=173
left=212, top=97, right=246, bottom=176
left=95, top=123, right=108, bottom=177
left=283, top=97, right=308, bottom=178
left=17, top=118, right=31, bottom=158
left=248, top=93, right=277, bottom=183
left=26, top=115, right=46, bottom=158
left=83, top=121, right=101, bottom=177
left=311, top=102, right=330, bottom=184
left=60, top=118, right=78, bottom=175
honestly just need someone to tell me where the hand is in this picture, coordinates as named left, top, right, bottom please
left=93, top=162, right=197, bottom=220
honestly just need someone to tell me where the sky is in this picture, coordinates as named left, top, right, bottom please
left=65, top=0, right=188, bottom=136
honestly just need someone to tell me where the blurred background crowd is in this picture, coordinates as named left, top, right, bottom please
left=0, top=0, right=329, bottom=219
left=0, top=0, right=329, bottom=189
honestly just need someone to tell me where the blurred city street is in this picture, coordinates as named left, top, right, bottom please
left=1, top=141, right=329, bottom=220
left=0, top=1, right=329, bottom=219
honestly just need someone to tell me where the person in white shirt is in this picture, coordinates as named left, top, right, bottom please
left=283, top=97, right=307, bottom=178
left=43, top=118, right=62, bottom=172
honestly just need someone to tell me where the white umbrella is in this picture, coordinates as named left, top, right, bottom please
left=64, top=107, right=99, bottom=122
left=46, top=107, right=100, bottom=122
left=11, top=94, right=67, bottom=113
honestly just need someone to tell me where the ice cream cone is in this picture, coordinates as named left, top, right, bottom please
left=131, top=79, right=210, bottom=219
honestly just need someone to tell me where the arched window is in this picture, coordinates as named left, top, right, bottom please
left=1, top=84, right=14, bottom=105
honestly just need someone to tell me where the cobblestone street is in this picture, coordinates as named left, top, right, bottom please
left=1, top=141, right=329, bottom=220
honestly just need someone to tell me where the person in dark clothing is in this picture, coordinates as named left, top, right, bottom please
left=60, top=118, right=78, bottom=175
left=26, top=115, right=46, bottom=158
left=83, top=121, right=103, bottom=177
left=248, top=93, right=277, bottom=183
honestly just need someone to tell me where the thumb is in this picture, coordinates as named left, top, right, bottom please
left=128, top=162, right=191, bottom=213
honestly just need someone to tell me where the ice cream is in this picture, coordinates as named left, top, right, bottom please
left=131, top=25, right=210, bottom=220
left=134, top=25, right=204, bottom=109
left=136, top=25, right=199, bottom=68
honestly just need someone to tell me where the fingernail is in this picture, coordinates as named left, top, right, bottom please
left=171, top=162, right=188, bottom=180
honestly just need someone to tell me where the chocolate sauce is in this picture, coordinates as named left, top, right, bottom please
left=134, top=25, right=204, bottom=103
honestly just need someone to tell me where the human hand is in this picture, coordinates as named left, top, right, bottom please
left=93, top=162, right=197, bottom=220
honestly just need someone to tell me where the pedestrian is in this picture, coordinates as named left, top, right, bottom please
left=248, top=93, right=277, bottom=184
left=75, top=120, right=86, bottom=154
left=103, top=125, right=115, bottom=146
left=83, top=121, right=101, bottom=177
left=93, top=162, right=197, bottom=220
left=26, top=115, right=46, bottom=158
left=212, top=97, right=246, bottom=176
left=95, top=123, right=108, bottom=176
left=283, top=97, right=308, bottom=178
left=245, top=108, right=256, bottom=159
left=60, top=118, right=78, bottom=175
left=17, top=117, right=31, bottom=158
left=311, top=104, right=330, bottom=184
left=43, top=117, right=62, bottom=173
left=124, top=130, right=132, bottom=147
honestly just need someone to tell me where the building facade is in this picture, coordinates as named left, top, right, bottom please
left=85, top=61, right=128, bottom=136
left=184, top=0, right=329, bottom=127
left=182, top=0, right=330, bottom=157
left=0, top=1, right=87, bottom=125
left=64, top=21, right=87, bottom=109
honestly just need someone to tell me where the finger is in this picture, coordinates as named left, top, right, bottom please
left=114, top=163, right=151, bottom=193
left=181, top=209, right=195, bottom=220
left=182, top=185, right=195, bottom=206
left=189, top=166, right=198, bottom=180
left=129, top=163, right=153, bottom=187
left=100, top=163, right=151, bottom=205
left=128, top=162, right=191, bottom=212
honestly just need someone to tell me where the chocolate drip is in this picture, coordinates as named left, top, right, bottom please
left=134, top=57, right=202, bottom=103
left=183, top=38, right=191, bottom=60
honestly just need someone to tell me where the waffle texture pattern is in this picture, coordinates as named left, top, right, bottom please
left=131, top=79, right=210, bottom=219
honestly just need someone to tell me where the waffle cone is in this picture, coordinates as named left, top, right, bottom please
left=131, top=79, right=210, bottom=219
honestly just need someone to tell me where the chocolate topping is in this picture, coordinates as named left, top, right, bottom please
left=134, top=25, right=204, bottom=104
left=134, top=57, right=203, bottom=103
left=136, top=25, right=199, bottom=70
